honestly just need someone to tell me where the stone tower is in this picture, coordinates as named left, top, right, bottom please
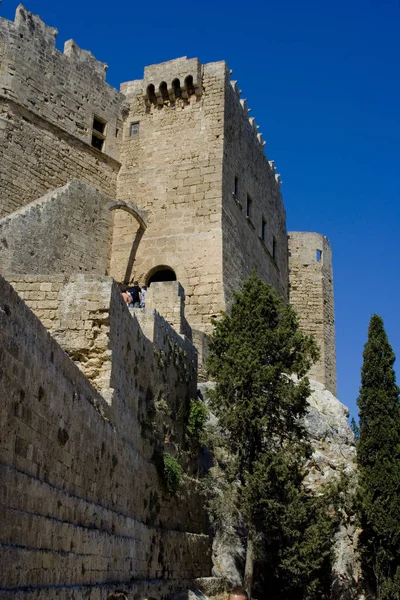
left=0, top=6, right=337, bottom=390
left=288, top=232, right=337, bottom=395
left=116, top=57, right=288, bottom=335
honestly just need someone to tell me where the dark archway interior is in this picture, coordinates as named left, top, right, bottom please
left=147, top=268, right=177, bottom=285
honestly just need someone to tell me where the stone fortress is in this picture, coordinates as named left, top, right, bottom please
left=0, top=5, right=349, bottom=600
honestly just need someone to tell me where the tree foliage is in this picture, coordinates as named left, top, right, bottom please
left=206, top=273, right=339, bottom=599
left=357, top=314, right=400, bottom=599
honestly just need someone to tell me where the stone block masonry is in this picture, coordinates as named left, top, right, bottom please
left=0, top=274, right=211, bottom=598
left=288, top=232, right=337, bottom=395
left=0, top=181, right=112, bottom=276
left=0, top=6, right=126, bottom=216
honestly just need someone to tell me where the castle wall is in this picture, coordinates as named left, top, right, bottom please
left=288, top=232, right=337, bottom=395
left=221, top=79, right=288, bottom=304
left=0, top=6, right=125, bottom=217
left=0, top=181, right=113, bottom=276
left=0, top=274, right=211, bottom=599
left=117, top=58, right=226, bottom=334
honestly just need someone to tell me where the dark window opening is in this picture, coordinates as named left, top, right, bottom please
left=147, top=267, right=177, bottom=286
left=91, top=134, right=104, bottom=151
left=172, top=78, right=181, bottom=98
left=91, top=115, right=107, bottom=151
left=246, top=194, right=253, bottom=218
left=234, top=176, right=238, bottom=197
left=262, top=218, right=267, bottom=242
left=147, top=84, right=157, bottom=103
left=92, top=116, right=106, bottom=134
left=130, top=121, right=139, bottom=137
left=316, top=249, right=322, bottom=262
left=184, top=74, right=195, bottom=95
left=159, top=81, right=169, bottom=102
left=273, top=238, right=277, bottom=261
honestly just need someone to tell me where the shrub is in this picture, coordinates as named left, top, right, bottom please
left=163, top=452, right=183, bottom=494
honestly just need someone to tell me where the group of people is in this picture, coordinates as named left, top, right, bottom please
left=106, top=586, right=249, bottom=600
left=119, top=281, right=147, bottom=309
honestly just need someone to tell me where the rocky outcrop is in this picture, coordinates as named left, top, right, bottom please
left=201, top=379, right=360, bottom=598
left=304, top=380, right=360, bottom=600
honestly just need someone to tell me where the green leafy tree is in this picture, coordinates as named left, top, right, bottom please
left=206, top=273, right=338, bottom=599
left=357, top=314, right=400, bottom=599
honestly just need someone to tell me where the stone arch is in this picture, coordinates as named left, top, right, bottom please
left=106, top=202, right=147, bottom=284
left=159, top=81, right=169, bottom=103
left=146, top=265, right=177, bottom=286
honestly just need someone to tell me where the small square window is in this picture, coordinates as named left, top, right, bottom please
left=91, top=115, right=107, bottom=152
left=246, top=194, right=253, bottom=218
left=262, top=218, right=267, bottom=242
left=130, top=121, right=139, bottom=137
left=92, top=116, right=106, bottom=134
left=91, top=134, right=104, bottom=151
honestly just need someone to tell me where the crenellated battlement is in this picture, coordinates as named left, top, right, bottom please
left=228, top=72, right=282, bottom=184
left=0, top=5, right=126, bottom=160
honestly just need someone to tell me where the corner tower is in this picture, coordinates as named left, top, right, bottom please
left=288, top=232, right=337, bottom=395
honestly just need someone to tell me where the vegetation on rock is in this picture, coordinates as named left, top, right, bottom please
left=206, top=272, right=340, bottom=599
left=357, top=314, right=400, bottom=599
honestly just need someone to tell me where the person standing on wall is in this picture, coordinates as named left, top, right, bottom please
left=128, top=281, right=141, bottom=308
left=140, top=285, right=147, bottom=308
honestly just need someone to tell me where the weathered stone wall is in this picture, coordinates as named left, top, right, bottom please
left=0, top=6, right=125, bottom=216
left=117, top=58, right=226, bottom=334
left=221, top=76, right=288, bottom=306
left=288, top=232, right=337, bottom=394
left=0, top=181, right=114, bottom=276
left=0, top=274, right=211, bottom=598
left=116, top=57, right=289, bottom=335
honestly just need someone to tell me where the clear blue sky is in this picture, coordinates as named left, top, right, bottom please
left=2, top=0, right=399, bottom=419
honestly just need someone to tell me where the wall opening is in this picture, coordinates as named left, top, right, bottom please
left=159, top=81, right=169, bottom=102
left=233, top=176, right=238, bottom=197
left=184, top=75, right=195, bottom=96
left=147, top=266, right=177, bottom=286
left=246, top=194, right=253, bottom=218
left=262, top=218, right=267, bottom=242
left=316, top=249, right=322, bottom=262
left=91, top=115, right=107, bottom=151
left=172, top=78, right=181, bottom=98
left=147, top=84, right=157, bottom=104
left=273, top=237, right=277, bottom=261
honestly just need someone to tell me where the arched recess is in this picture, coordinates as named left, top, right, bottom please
left=106, top=202, right=147, bottom=284
left=146, top=265, right=177, bottom=286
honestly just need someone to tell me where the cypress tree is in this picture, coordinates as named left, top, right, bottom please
left=357, top=314, right=400, bottom=599
left=206, top=273, right=339, bottom=599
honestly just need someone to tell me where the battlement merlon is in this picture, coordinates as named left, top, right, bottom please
left=0, top=6, right=127, bottom=160
left=2, top=6, right=108, bottom=81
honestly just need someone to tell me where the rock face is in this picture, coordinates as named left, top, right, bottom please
left=304, top=380, right=360, bottom=600
left=304, top=379, right=356, bottom=486
left=207, top=378, right=360, bottom=598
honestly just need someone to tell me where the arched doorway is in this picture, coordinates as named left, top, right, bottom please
left=146, top=265, right=177, bottom=286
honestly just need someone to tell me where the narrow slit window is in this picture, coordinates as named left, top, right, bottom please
left=262, top=218, right=267, bottom=242
left=316, top=249, right=322, bottom=262
left=234, top=176, right=238, bottom=197
left=130, top=121, right=139, bottom=137
left=273, top=238, right=277, bottom=260
left=246, top=194, right=253, bottom=218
